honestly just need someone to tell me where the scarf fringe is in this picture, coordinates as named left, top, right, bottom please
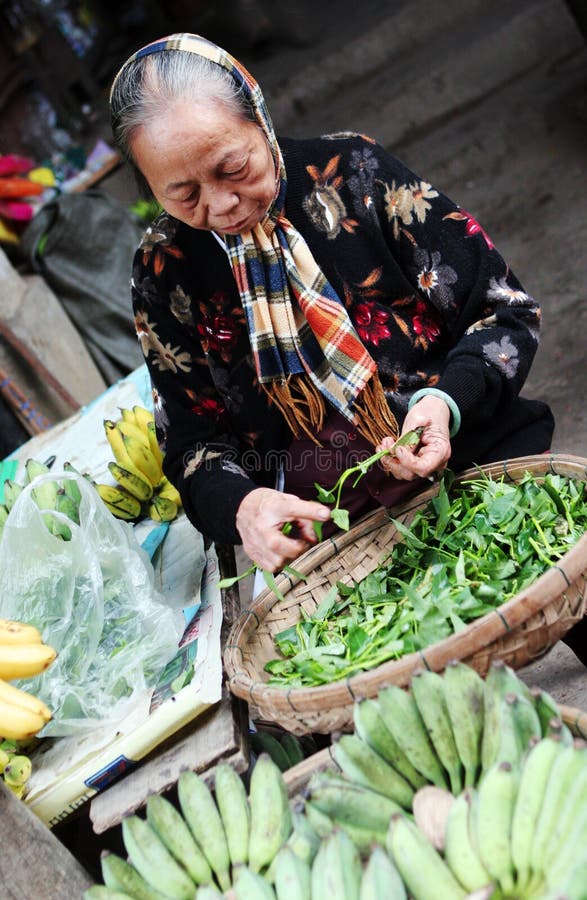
left=265, top=373, right=398, bottom=448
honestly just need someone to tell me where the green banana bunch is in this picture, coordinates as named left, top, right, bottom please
left=331, top=733, right=415, bottom=808
left=387, top=813, right=467, bottom=900
left=214, top=762, right=251, bottom=868
left=99, top=407, right=182, bottom=524
left=442, top=660, right=485, bottom=788
left=377, top=684, right=448, bottom=789
left=0, top=461, right=86, bottom=542
left=121, top=814, right=197, bottom=899
left=359, top=845, right=407, bottom=900
left=177, top=770, right=231, bottom=891
left=145, top=793, right=213, bottom=885
left=353, top=697, right=428, bottom=790
left=99, top=851, right=170, bottom=900
left=273, top=845, right=311, bottom=900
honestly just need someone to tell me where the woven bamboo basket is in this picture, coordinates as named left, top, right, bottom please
left=224, top=454, right=587, bottom=735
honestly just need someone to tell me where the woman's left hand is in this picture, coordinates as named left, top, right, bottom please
left=377, top=394, right=453, bottom=481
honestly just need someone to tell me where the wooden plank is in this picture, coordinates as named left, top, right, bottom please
left=0, top=780, right=93, bottom=898
left=89, top=693, right=249, bottom=834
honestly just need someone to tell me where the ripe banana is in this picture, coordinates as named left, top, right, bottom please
left=119, top=407, right=139, bottom=427
left=214, top=762, right=251, bottom=867
left=100, top=850, right=171, bottom=900
left=387, top=813, right=467, bottom=900
left=116, top=418, right=151, bottom=448
left=410, top=669, right=463, bottom=794
left=331, top=733, right=414, bottom=808
left=509, top=735, right=561, bottom=893
left=248, top=752, right=293, bottom=874
left=273, top=845, right=311, bottom=900
left=0, top=677, right=51, bottom=722
left=95, top=484, right=142, bottom=520
left=122, top=434, right=162, bottom=486
left=377, top=684, right=448, bottom=788
left=310, top=828, right=362, bottom=900
left=0, top=618, right=42, bottom=646
left=156, top=477, right=182, bottom=507
left=146, top=420, right=165, bottom=469
left=104, top=420, right=146, bottom=480
left=471, top=761, right=518, bottom=894
left=121, top=814, right=196, bottom=900
left=108, top=461, right=154, bottom=502
left=360, top=845, right=407, bottom=900
left=145, top=793, right=213, bottom=886
left=177, top=770, right=231, bottom=891
left=132, top=404, right=155, bottom=431
left=0, top=641, right=57, bottom=680
left=147, top=494, right=178, bottom=523
left=353, top=697, right=428, bottom=790
left=443, top=787, right=493, bottom=893
left=442, top=660, right=484, bottom=787
left=0, top=695, right=46, bottom=739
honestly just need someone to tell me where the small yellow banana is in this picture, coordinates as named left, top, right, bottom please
left=146, top=421, right=164, bottom=470
left=103, top=420, right=145, bottom=480
left=108, top=462, right=153, bottom=502
left=132, top=405, right=155, bottom=432
left=0, top=678, right=51, bottom=722
left=156, top=477, right=182, bottom=507
left=122, top=435, right=162, bottom=486
left=0, top=619, right=43, bottom=646
left=0, top=695, right=46, bottom=740
left=116, top=419, right=151, bottom=449
left=119, top=407, right=139, bottom=427
left=0, top=642, right=57, bottom=681
left=3, top=754, right=32, bottom=786
left=147, top=495, right=178, bottom=523
left=95, top=484, right=142, bottom=520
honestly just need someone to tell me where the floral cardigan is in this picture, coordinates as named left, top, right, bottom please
left=131, top=133, right=554, bottom=544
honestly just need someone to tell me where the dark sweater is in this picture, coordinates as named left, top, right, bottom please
left=131, top=133, right=554, bottom=544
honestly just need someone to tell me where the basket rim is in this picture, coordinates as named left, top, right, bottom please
left=224, top=452, right=587, bottom=709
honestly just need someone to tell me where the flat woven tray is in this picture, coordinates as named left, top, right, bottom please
left=224, top=454, right=587, bottom=734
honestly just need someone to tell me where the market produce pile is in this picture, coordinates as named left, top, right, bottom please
left=265, top=469, right=587, bottom=687
left=87, top=661, right=587, bottom=899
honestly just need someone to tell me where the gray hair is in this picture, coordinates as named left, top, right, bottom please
left=110, top=51, right=253, bottom=193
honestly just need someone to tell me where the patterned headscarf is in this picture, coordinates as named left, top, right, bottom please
left=111, top=33, right=398, bottom=444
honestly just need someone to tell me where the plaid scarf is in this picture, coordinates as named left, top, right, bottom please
left=111, top=33, right=398, bottom=444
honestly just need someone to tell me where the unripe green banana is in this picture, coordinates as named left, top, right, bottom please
left=233, top=863, right=277, bottom=899
left=386, top=814, right=467, bottom=900
left=55, top=488, right=80, bottom=525
left=545, top=813, right=587, bottom=892
left=529, top=742, right=587, bottom=882
left=543, top=715, right=574, bottom=745
left=84, top=887, right=135, bottom=899
left=2, top=753, right=32, bottom=786
left=31, top=478, right=59, bottom=511
left=510, top=735, right=562, bottom=893
left=214, top=762, right=251, bottom=867
left=284, top=808, right=321, bottom=867
left=248, top=753, right=293, bottom=874
left=108, top=461, right=154, bottom=502
left=273, top=845, right=311, bottom=900
left=0, top=503, right=8, bottom=527
left=24, top=457, right=51, bottom=484
left=410, top=669, right=463, bottom=794
left=303, top=800, right=334, bottom=839
left=471, top=761, right=518, bottom=894
left=481, top=659, right=532, bottom=770
left=100, top=849, right=179, bottom=899
left=62, top=474, right=82, bottom=506
left=307, top=771, right=400, bottom=851
left=442, top=660, right=484, bottom=787
left=177, top=770, right=231, bottom=891
left=443, top=788, right=493, bottom=893
left=44, top=511, right=72, bottom=541
left=250, top=730, right=292, bottom=772
left=353, top=697, right=428, bottom=790
left=310, top=829, right=362, bottom=900
left=377, top=684, right=448, bottom=788
left=121, top=815, right=196, bottom=899
left=280, top=733, right=305, bottom=768
left=550, top=853, right=587, bottom=900
left=507, top=691, right=542, bottom=756
left=194, top=886, right=225, bottom=899
left=145, top=793, right=213, bottom=886
left=3, top=479, right=23, bottom=511
left=331, top=734, right=414, bottom=808
left=359, top=845, right=407, bottom=900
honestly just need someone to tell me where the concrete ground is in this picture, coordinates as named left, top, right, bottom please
left=100, top=0, right=587, bottom=706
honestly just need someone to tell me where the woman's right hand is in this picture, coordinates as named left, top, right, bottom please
left=236, top=487, right=331, bottom=572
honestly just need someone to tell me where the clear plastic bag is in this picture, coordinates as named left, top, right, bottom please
left=0, top=473, right=183, bottom=735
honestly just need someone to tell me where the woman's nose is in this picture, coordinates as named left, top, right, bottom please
left=204, top=184, right=239, bottom=217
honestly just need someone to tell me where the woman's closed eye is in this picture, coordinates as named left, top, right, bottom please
left=223, top=160, right=248, bottom=178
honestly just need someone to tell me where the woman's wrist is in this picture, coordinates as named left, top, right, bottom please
left=408, top=388, right=461, bottom=437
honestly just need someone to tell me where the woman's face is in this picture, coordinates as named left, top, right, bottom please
left=131, top=99, right=277, bottom=234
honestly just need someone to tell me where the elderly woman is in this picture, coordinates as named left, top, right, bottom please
left=109, top=33, right=554, bottom=576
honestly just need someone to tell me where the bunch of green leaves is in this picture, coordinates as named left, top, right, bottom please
left=264, top=470, right=587, bottom=687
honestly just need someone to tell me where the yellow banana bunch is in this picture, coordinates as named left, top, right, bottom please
left=0, top=618, right=54, bottom=747
left=97, top=406, right=182, bottom=525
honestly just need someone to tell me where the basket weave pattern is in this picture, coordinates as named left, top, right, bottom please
left=224, top=455, right=587, bottom=735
